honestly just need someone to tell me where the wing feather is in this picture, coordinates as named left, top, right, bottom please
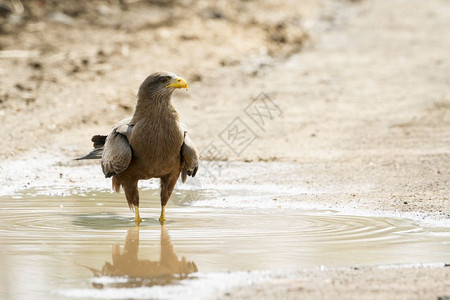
left=180, top=132, right=199, bottom=183
left=101, top=119, right=133, bottom=178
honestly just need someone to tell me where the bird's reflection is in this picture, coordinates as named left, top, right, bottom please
left=90, top=226, right=198, bottom=288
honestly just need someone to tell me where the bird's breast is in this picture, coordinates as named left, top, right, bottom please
left=128, top=120, right=184, bottom=178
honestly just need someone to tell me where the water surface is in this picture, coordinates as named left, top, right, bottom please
left=1, top=185, right=449, bottom=299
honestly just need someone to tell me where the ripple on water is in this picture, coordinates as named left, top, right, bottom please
left=0, top=186, right=449, bottom=300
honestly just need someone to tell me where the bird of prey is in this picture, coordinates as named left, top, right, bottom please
left=78, top=72, right=199, bottom=225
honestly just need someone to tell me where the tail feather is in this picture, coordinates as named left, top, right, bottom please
left=75, top=148, right=103, bottom=160
left=75, top=134, right=107, bottom=160
left=92, top=135, right=107, bottom=149
left=181, top=165, right=198, bottom=183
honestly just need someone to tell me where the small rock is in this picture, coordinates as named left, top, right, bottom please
left=49, top=12, right=75, bottom=26
left=28, top=61, right=43, bottom=70
left=201, top=8, right=225, bottom=20
left=14, top=83, right=26, bottom=91
left=190, top=73, right=202, bottom=82
left=0, top=3, right=12, bottom=18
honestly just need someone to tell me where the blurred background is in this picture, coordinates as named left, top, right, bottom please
left=0, top=0, right=316, bottom=158
left=0, top=0, right=448, bottom=176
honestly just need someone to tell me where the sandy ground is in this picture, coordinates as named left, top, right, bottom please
left=227, top=264, right=450, bottom=300
left=1, top=0, right=449, bottom=298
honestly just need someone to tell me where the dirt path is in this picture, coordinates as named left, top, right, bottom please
left=251, top=0, right=450, bottom=221
left=1, top=0, right=449, bottom=298
left=228, top=265, right=450, bottom=300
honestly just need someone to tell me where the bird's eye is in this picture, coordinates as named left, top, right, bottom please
left=159, top=77, right=169, bottom=83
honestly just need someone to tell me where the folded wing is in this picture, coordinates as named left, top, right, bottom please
left=101, top=118, right=133, bottom=178
left=180, top=131, right=199, bottom=183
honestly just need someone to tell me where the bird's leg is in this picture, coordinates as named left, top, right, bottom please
left=123, top=181, right=141, bottom=226
left=159, top=174, right=178, bottom=224
left=134, top=205, right=142, bottom=226
left=159, top=205, right=166, bottom=224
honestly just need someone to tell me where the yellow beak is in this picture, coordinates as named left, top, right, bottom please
left=166, top=77, right=188, bottom=90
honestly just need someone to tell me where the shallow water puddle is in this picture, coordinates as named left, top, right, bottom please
left=1, top=186, right=449, bottom=299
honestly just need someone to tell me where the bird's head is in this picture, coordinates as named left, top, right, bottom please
left=138, top=72, right=188, bottom=101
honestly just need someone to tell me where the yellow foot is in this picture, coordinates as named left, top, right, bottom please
left=159, top=205, right=166, bottom=225
left=134, top=205, right=142, bottom=226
